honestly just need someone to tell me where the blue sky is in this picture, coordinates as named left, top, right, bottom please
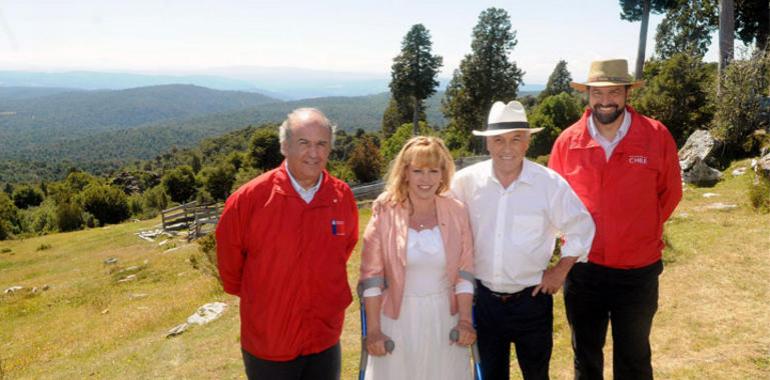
left=0, top=0, right=719, bottom=84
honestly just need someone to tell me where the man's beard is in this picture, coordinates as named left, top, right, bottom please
left=592, top=104, right=624, bottom=125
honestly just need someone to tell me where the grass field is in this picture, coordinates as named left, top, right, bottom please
left=1, top=159, right=769, bottom=379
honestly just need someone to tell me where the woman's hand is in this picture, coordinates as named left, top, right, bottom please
left=452, top=319, right=476, bottom=347
left=365, top=330, right=392, bottom=356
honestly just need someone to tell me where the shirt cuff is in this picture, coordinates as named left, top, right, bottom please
left=362, top=287, right=382, bottom=297
left=455, top=279, right=474, bottom=294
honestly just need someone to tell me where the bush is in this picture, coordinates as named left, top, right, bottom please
left=0, top=192, right=20, bottom=240
left=749, top=172, right=770, bottom=213
left=381, top=122, right=435, bottom=162
left=190, top=233, right=222, bottom=286
left=248, top=127, right=282, bottom=171
left=127, top=193, right=144, bottom=217
left=199, top=163, right=236, bottom=201
left=528, top=93, right=583, bottom=157
left=19, top=199, right=57, bottom=234
left=712, top=50, right=769, bottom=156
left=12, top=185, right=44, bottom=209
left=162, top=166, right=198, bottom=204
left=348, top=135, right=383, bottom=183
left=632, top=54, right=716, bottom=146
left=143, top=185, right=168, bottom=215
left=78, top=184, right=130, bottom=225
left=56, top=202, right=83, bottom=232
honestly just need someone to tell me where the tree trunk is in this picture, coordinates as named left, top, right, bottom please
left=719, top=0, right=735, bottom=94
left=635, top=0, right=650, bottom=80
left=758, top=0, right=769, bottom=52
left=412, top=96, right=420, bottom=136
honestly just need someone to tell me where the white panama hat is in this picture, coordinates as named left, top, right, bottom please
left=472, top=100, right=543, bottom=137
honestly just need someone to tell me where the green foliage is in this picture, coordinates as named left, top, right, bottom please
left=162, top=166, right=198, bottom=204
left=654, top=0, right=717, bottom=60
left=539, top=60, right=573, bottom=100
left=528, top=93, right=583, bottom=157
left=199, top=163, right=236, bottom=201
left=56, top=202, right=84, bottom=232
left=735, top=0, right=770, bottom=52
left=327, top=160, right=355, bottom=183
left=347, top=135, right=383, bottom=183
left=330, top=129, right=357, bottom=162
left=190, top=233, right=222, bottom=285
left=12, top=185, right=44, bottom=209
left=142, top=185, right=168, bottom=215
left=232, top=167, right=263, bottom=191
left=127, top=193, right=144, bottom=217
left=382, top=97, right=419, bottom=138
left=749, top=171, right=770, bottom=213
left=631, top=53, right=716, bottom=146
left=381, top=122, right=436, bottom=163
left=0, top=192, right=20, bottom=240
left=619, top=0, right=677, bottom=21
left=390, top=24, right=443, bottom=135
left=711, top=51, right=770, bottom=156
left=248, top=127, right=282, bottom=171
left=443, top=7, right=524, bottom=153
left=78, top=184, right=130, bottom=225
left=19, top=199, right=58, bottom=234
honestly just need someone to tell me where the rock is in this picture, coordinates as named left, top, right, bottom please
left=757, top=153, right=770, bottom=178
left=187, top=302, right=227, bottom=326
left=705, top=202, right=738, bottom=211
left=679, top=130, right=724, bottom=170
left=682, top=159, right=723, bottom=187
left=4, top=286, right=23, bottom=294
left=42, top=284, right=50, bottom=291
left=104, top=257, right=118, bottom=265
left=31, top=287, right=39, bottom=294
left=732, top=167, right=748, bottom=176
left=703, top=193, right=719, bottom=198
left=117, top=274, right=136, bottom=283
left=129, top=293, right=148, bottom=300
left=166, top=323, right=189, bottom=338
left=101, top=308, right=109, bottom=314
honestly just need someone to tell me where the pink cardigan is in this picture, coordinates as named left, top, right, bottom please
left=359, top=192, right=475, bottom=319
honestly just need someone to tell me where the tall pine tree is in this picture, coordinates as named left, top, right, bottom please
left=442, top=8, right=524, bottom=153
left=390, top=24, right=443, bottom=136
left=539, top=60, right=573, bottom=100
left=620, top=0, right=677, bottom=78
left=655, top=0, right=718, bottom=59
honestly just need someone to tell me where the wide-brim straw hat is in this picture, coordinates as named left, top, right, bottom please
left=472, top=100, right=543, bottom=137
left=570, top=59, right=644, bottom=92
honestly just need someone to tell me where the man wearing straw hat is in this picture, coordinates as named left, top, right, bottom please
left=452, top=101, right=595, bottom=380
left=548, top=59, right=682, bottom=380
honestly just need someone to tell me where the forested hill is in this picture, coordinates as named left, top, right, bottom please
left=0, top=86, right=444, bottom=183
left=0, top=84, right=278, bottom=157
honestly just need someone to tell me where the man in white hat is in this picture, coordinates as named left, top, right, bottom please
left=451, top=101, right=595, bottom=380
left=548, top=59, right=682, bottom=380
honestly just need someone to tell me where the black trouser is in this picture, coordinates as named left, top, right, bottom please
left=476, top=281, right=553, bottom=380
left=564, top=261, right=663, bottom=380
left=242, top=343, right=341, bottom=380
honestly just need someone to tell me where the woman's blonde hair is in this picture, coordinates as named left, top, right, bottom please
left=383, top=136, right=455, bottom=205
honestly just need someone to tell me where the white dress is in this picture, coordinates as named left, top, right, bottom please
left=365, top=226, right=472, bottom=380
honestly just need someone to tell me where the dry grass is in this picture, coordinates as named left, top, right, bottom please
left=1, top=161, right=769, bottom=379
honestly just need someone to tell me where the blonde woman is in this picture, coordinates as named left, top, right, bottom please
left=359, top=136, right=475, bottom=379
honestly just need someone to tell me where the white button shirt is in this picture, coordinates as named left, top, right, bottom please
left=451, top=159, right=595, bottom=294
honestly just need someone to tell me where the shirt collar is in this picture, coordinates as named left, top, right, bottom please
left=587, top=108, right=631, bottom=145
left=485, top=158, right=535, bottom=189
left=284, top=162, right=323, bottom=202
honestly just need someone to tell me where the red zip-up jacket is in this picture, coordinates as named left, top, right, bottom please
left=548, top=106, right=682, bottom=269
left=216, top=163, right=359, bottom=361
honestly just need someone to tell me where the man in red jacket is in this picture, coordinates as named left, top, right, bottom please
left=548, top=59, right=682, bottom=380
left=216, top=108, right=359, bottom=380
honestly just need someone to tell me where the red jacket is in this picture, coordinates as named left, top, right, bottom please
left=216, top=164, right=359, bottom=361
left=548, top=106, right=682, bottom=269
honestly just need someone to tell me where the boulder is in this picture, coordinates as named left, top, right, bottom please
left=679, top=130, right=725, bottom=187
left=187, top=302, right=227, bottom=325
left=756, top=152, right=770, bottom=179
left=682, top=159, right=723, bottom=187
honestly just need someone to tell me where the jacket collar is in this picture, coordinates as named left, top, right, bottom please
left=272, top=161, right=336, bottom=206
left=393, top=194, right=454, bottom=267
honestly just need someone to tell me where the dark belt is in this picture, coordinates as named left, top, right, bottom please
left=477, top=281, right=534, bottom=303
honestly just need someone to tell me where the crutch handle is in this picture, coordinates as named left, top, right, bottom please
left=384, top=339, right=395, bottom=353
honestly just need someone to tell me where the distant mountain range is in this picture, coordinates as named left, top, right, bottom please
left=0, top=68, right=545, bottom=100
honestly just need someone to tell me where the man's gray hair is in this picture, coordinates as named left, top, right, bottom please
left=279, top=108, right=337, bottom=151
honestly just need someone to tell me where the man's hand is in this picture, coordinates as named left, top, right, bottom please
left=451, top=319, right=477, bottom=347
left=365, top=330, right=392, bottom=356
left=532, top=256, right=578, bottom=296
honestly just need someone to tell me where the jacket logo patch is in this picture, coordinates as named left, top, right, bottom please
left=331, top=219, right=346, bottom=236
left=628, top=155, right=648, bottom=165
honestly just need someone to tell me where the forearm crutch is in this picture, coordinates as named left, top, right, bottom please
left=357, top=285, right=394, bottom=380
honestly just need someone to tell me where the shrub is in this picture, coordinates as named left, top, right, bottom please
left=56, top=202, right=83, bottom=232
left=12, top=185, right=44, bottom=209
left=199, top=163, right=236, bottom=201
left=348, top=135, right=383, bottom=183
left=20, top=199, right=57, bottom=234
left=162, top=166, right=198, bottom=204
left=190, top=233, right=222, bottom=286
left=381, top=122, right=435, bottom=162
left=78, top=184, right=130, bottom=225
left=0, top=192, right=20, bottom=240
left=528, top=93, right=583, bottom=157
left=749, top=172, right=770, bottom=213
left=143, top=185, right=168, bottom=214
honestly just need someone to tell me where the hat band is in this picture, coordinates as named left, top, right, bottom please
left=487, top=121, right=529, bottom=130
left=588, top=75, right=632, bottom=83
